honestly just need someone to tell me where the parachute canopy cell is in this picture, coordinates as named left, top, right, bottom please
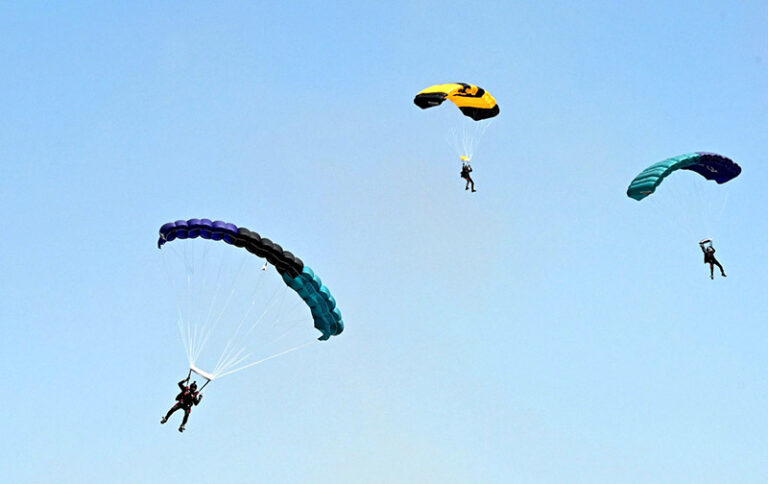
left=626, top=152, right=741, bottom=201
left=414, top=83, right=499, bottom=121
left=158, top=219, right=343, bottom=340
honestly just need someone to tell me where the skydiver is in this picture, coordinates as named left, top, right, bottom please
left=160, top=375, right=203, bottom=432
left=699, top=239, right=726, bottom=280
left=461, top=162, right=476, bottom=192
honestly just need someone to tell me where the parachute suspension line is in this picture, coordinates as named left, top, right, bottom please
left=682, top=175, right=711, bottom=237
left=668, top=183, right=698, bottom=240
left=184, top=241, right=219, bottom=365
left=211, top=284, right=279, bottom=375
left=460, top=127, right=474, bottom=161
left=178, top=316, right=192, bottom=364
left=192, top=255, right=249, bottom=364
left=189, top=240, right=222, bottom=367
left=191, top=244, right=228, bottom=363
left=214, top=340, right=318, bottom=379
left=165, top=238, right=251, bottom=371
left=696, top=181, right=730, bottom=239
left=272, top=296, right=315, bottom=328
left=161, top=245, right=196, bottom=364
left=209, top=269, right=271, bottom=377
left=447, top=126, right=473, bottom=160
left=213, top=286, right=312, bottom=379
left=447, top=127, right=467, bottom=160
left=213, top=347, right=250, bottom=379
left=643, top=173, right=733, bottom=244
left=211, top=282, right=276, bottom=375
left=250, top=320, right=306, bottom=360
left=694, top=179, right=714, bottom=238
left=678, top=175, right=729, bottom=239
left=211, top=283, right=294, bottom=378
left=182, top=241, right=206, bottom=367
left=469, top=120, right=492, bottom=160
left=255, top=284, right=291, bottom=333
left=227, top=292, right=313, bottom=374
left=231, top=291, right=315, bottom=372
left=713, top=190, right=730, bottom=235
left=447, top=120, right=493, bottom=161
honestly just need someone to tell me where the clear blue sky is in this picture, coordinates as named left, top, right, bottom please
left=1, top=2, right=767, bottom=483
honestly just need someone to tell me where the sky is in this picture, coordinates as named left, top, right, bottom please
left=1, top=1, right=767, bottom=483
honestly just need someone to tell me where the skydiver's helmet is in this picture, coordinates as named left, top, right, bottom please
left=190, top=381, right=198, bottom=391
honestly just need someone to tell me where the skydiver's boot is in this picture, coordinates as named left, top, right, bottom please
left=710, top=273, right=714, bottom=280
left=722, top=273, right=727, bottom=277
left=160, top=416, right=167, bottom=424
left=178, top=425, right=185, bottom=433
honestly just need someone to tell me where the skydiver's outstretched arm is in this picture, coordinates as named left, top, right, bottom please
left=177, top=378, right=188, bottom=391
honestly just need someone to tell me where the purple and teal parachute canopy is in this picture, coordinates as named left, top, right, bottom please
left=158, top=219, right=343, bottom=341
left=626, top=153, right=741, bottom=201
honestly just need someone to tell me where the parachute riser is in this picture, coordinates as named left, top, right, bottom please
left=190, top=362, right=214, bottom=392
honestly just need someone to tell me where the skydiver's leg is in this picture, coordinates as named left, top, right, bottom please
left=162, top=403, right=182, bottom=423
left=712, top=258, right=726, bottom=276
left=179, top=407, right=191, bottom=432
left=465, top=177, right=469, bottom=190
left=709, top=263, right=714, bottom=279
left=469, top=176, right=476, bottom=192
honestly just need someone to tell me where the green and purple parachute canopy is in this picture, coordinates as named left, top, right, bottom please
left=158, top=219, right=343, bottom=341
left=627, top=152, right=741, bottom=201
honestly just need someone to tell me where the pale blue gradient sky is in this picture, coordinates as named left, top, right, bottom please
left=1, top=2, right=767, bottom=483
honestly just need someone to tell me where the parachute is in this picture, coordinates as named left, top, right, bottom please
left=626, top=153, right=742, bottom=241
left=158, top=219, right=343, bottom=383
left=414, top=83, right=500, bottom=121
left=626, top=152, right=741, bottom=201
left=414, top=82, right=499, bottom=165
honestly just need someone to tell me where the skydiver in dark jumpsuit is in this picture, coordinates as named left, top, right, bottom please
left=161, top=377, right=202, bottom=432
left=461, top=162, right=476, bottom=192
left=700, top=240, right=726, bottom=280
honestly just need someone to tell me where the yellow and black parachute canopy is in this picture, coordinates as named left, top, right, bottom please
left=414, top=83, right=499, bottom=121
